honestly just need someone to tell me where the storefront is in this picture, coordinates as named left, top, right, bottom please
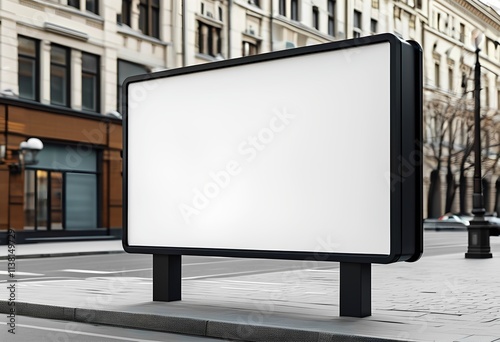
left=0, top=97, right=122, bottom=243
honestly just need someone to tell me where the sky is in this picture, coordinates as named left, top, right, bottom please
left=479, top=0, right=500, bottom=13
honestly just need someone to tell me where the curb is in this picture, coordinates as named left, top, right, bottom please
left=0, top=250, right=124, bottom=260
left=0, top=301, right=404, bottom=342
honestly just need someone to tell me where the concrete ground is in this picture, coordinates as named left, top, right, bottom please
left=1, top=237, right=500, bottom=341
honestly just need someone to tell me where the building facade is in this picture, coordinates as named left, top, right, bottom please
left=0, top=0, right=499, bottom=242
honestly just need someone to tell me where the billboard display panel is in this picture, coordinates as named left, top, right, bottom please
left=123, top=34, right=422, bottom=264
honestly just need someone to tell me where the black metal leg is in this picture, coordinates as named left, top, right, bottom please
left=340, top=262, right=371, bottom=317
left=153, top=254, right=182, bottom=301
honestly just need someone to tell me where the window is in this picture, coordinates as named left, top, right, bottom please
left=394, top=6, right=401, bottom=20
left=82, top=53, right=100, bottom=112
left=24, top=144, right=99, bottom=231
left=353, top=10, right=362, bottom=38
left=312, top=6, right=319, bottom=29
left=370, top=19, right=377, bottom=35
left=416, top=0, right=422, bottom=9
left=50, top=45, right=70, bottom=107
left=461, top=72, right=468, bottom=93
left=291, top=0, right=299, bottom=21
left=279, top=0, right=286, bottom=16
left=117, top=60, right=148, bottom=113
left=68, top=0, right=98, bottom=14
left=328, top=0, right=335, bottom=36
left=448, top=67, right=454, bottom=92
left=242, top=41, right=258, bottom=56
left=434, top=62, right=440, bottom=88
left=250, top=0, right=260, bottom=7
left=86, top=0, right=98, bottom=14
left=139, top=0, right=160, bottom=39
left=219, top=7, right=223, bottom=21
left=68, top=0, right=80, bottom=9
left=459, top=23, right=465, bottom=43
left=121, top=0, right=132, bottom=26
left=196, top=21, right=222, bottom=57
left=18, top=36, right=39, bottom=101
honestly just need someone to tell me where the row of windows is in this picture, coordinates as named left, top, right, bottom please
left=18, top=36, right=99, bottom=112
left=18, top=36, right=157, bottom=114
left=434, top=11, right=500, bottom=64
left=433, top=62, right=499, bottom=109
left=279, top=1, right=377, bottom=38
left=18, top=29, right=263, bottom=114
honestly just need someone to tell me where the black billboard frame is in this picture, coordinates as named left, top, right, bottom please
left=122, top=33, right=423, bottom=317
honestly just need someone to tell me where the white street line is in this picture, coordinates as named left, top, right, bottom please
left=62, top=269, right=115, bottom=274
left=183, top=259, right=241, bottom=266
left=17, top=324, right=165, bottom=342
left=198, top=279, right=286, bottom=286
left=61, top=268, right=151, bottom=274
left=0, top=271, right=43, bottom=276
left=2, top=278, right=80, bottom=284
left=182, top=268, right=284, bottom=280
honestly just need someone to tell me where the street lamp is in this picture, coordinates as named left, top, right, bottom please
left=465, top=29, right=492, bottom=258
left=7, top=138, right=44, bottom=174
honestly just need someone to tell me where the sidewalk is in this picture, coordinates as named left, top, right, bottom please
left=0, top=239, right=124, bottom=259
left=2, top=237, right=500, bottom=341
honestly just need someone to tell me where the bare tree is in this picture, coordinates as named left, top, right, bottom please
left=425, top=91, right=500, bottom=218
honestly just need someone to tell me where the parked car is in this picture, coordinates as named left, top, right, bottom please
left=424, top=213, right=500, bottom=232
left=424, top=213, right=469, bottom=231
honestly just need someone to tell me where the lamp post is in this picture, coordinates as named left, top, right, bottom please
left=465, top=30, right=492, bottom=258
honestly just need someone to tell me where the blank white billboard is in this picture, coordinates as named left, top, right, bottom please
left=124, top=34, right=422, bottom=263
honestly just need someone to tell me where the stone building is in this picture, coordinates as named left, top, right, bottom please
left=0, top=0, right=499, bottom=242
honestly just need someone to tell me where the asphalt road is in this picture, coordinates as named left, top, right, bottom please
left=0, top=316, right=224, bottom=342
left=1, top=231, right=500, bottom=285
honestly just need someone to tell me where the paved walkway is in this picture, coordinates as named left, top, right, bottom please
left=0, top=239, right=123, bottom=259
left=1, top=236, right=500, bottom=341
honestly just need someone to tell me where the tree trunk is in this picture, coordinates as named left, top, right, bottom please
left=459, top=171, right=468, bottom=215
left=445, top=170, right=456, bottom=213
left=483, top=177, right=491, bottom=214
left=495, top=177, right=500, bottom=216
left=428, top=169, right=442, bottom=218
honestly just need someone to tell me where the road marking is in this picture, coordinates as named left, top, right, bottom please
left=183, top=259, right=241, bottom=266
left=17, top=324, right=165, bottom=342
left=0, top=271, right=43, bottom=276
left=0, top=277, right=80, bottom=284
left=198, top=279, right=286, bottom=286
left=183, top=267, right=290, bottom=280
left=61, top=268, right=151, bottom=274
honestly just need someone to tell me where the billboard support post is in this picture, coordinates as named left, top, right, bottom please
left=340, top=263, right=371, bottom=317
left=153, top=254, right=182, bottom=302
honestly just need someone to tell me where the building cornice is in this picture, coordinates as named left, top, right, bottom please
left=443, top=0, right=500, bottom=32
left=272, top=15, right=334, bottom=43
left=0, top=97, right=122, bottom=124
